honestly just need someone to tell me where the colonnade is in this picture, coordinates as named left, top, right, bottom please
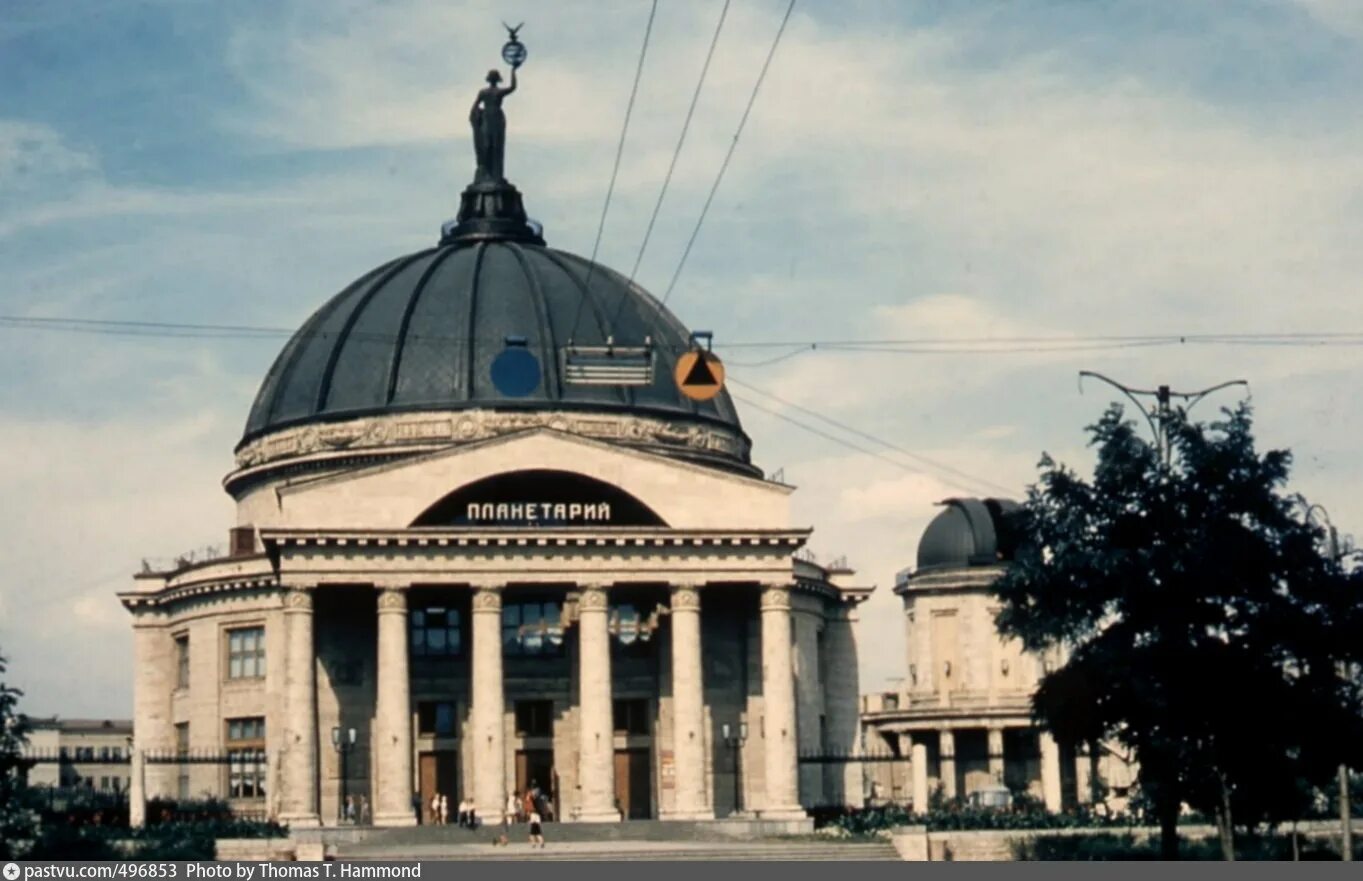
left=277, top=582, right=807, bottom=826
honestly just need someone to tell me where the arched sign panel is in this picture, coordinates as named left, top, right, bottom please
left=411, top=469, right=668, bottom=528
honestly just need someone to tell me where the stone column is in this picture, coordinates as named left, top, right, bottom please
left=939, top=730, right=957, bottom=800
left=821, top=604, right=862, bottom=808
left=759, top=584, right=804, bottom=818
left=1040, top=730, right=1062, bottom=812
left=987, top=727, right=1005, bottom=783
left=1075, top=742, right=1094, bottom=805
left=666, top=586, right=710, bottom=819
left=471, top=587, right=507, bottom=821
left=373, top=588, right=415, bottom=826
left=911, top=737, right=929, bottom=812
left=279, top=589, right=320, bottom=826
left=131, top=613, right=173, bottom=799
left=576, top=585, right=619, bottom=821
left=128, top=748, right=147, bottom=828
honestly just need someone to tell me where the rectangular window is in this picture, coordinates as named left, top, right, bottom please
left=610, top=604, right=654, bottom=657
left=514, top=700, right=554, bottom=737
left=175, top=722, right=190, bottom=799
left=175, top=634, right=190, bottom=690
left=612, top=698, right=650, bottom=736
left=502, top=602, right=564, bottom=656
left=100, top=776, right=109, bottom=791
left=225, top=717, right=266, bottom=800
left=417, top=701, right=457, bottom=737
left=226, top=627, right=265, bottom=680
left=411, top=608, right=462, bottom=658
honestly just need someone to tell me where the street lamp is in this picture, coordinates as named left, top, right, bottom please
left=1295, top=497, right=1355, bottom=863
left=721, top=721, right=749, bottom=815
left=331, top=726, right=357, bottom=824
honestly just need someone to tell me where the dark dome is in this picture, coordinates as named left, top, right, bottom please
left=241, top=240, right=745, bottom=452
left=916, top=498, right=1020, bottom=571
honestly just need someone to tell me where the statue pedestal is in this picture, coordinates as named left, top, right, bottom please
left=443, top=178, right=543, bottom=245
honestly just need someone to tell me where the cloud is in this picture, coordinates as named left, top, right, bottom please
left=0, top=120, right=95, bottom=187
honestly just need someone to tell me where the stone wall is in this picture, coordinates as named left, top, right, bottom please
left=891, top=821, right=1362, bottom=861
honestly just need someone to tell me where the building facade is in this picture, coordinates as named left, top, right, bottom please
left=118, top=93, right=869, bottom=826
left=25, top=717, right=133, bottom=794
left=861, top=498, right=1134, bottom=812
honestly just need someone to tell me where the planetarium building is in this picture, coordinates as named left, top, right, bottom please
left=119, top=66, right=868, bottom=828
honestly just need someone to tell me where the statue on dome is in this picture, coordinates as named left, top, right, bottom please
left=469, top=24, right=526, bottom=183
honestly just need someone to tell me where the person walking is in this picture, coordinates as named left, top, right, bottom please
left=430, top=791, right=442, bottom=825
left=438, top=793, right=449, bottom=826
left=528, top=807, right=545, bottom=849
left=358, top=794, right=371, bottom=826
left=498, top=791, right=517, bottom=846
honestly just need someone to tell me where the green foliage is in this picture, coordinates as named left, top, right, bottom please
left=0, top=651, right=40, bottom=860
left=24, top=818, right=286, bottom=861
left=993, top=404, right=1363, bottom=856
left=815, top=801, right=1128, bottom=836
left=1015, top=832, right=1342, bottom=861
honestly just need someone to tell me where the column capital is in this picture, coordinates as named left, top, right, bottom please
left=578, top=585, right=609, bottom=612
left=282, top=587, right=314, bottom=613
left=670, top=585, right=701, bottom=612
left=376, top=587, right=407, bottom=614
left=760, top=583, right=793, bottom=610
left=471, top=586, right=503, bottom=613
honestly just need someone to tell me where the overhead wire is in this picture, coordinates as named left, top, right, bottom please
left=8, top=314, right=1363, bottom=353
left=565, top=0, right=660, bottom=345
left=729, top=376, right=1017, bottom=497
left=658, top=0, right=796, bottom=307
left=619, top=0, right=731, bottom=303
left=730, top=391, right=1008, bottom=498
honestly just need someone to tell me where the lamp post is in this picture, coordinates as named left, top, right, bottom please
left=721, top=721, right=749, bottom=815
left=331, top=726, right=357, bottom=824
left=1295, top=497, right=1354, bottom=863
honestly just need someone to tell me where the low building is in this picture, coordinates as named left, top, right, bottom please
left=25, top=717, right=133, bottom=793
left=862, top=498, right=1134, bottom=812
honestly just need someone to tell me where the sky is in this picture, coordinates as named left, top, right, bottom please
left=3, top=0, right=1363, bottom=717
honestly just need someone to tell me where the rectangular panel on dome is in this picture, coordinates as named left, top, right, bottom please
left=560, top=344, right=654, bottom=386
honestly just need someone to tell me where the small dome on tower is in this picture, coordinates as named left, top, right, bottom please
left=916, top=498, right=1020, bottom=571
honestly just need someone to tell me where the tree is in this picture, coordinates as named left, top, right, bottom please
left=993, top=404, right=1363, bottom=860
left=0, top=650, right=38, bottom=859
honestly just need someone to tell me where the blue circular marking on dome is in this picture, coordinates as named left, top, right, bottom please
left=491, top=345, right=541, bottom=398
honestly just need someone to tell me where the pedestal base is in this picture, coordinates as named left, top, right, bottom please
left=278, top=812, right=322, bottom=829
left=372, top=812, right=418, bottom=828
left=660, top=809, right=716, bottom=821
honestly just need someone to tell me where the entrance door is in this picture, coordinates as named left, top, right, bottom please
left=417, top=751, right=458, bottom=825
left=613, top=748, right=652, bottom=819
left=515, top=749, right=557, bottom=821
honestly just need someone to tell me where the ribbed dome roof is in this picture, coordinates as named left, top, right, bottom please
left=241, top=240, right=746, bottom=458
left=916, top=498, right=1020, bottom=571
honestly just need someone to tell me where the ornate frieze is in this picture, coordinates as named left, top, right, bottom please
left=233, top=408, right=749, bottom=471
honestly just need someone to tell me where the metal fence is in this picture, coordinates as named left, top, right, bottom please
left=798, top=745, right=915, bottom=811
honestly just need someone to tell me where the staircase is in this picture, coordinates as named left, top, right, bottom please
left=333, top=822, right=900, bottom=861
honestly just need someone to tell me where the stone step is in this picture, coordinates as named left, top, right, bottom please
left=351, top=818, right=812, bottom=846
left=337, top=841, right=901, bottom=862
